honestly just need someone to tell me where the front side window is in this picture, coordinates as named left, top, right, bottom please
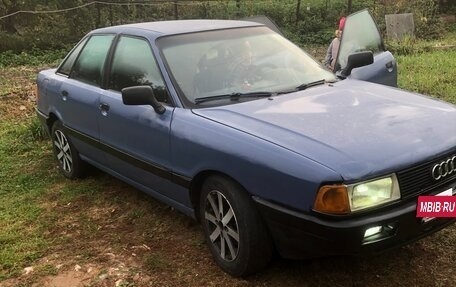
left=70, top=35, right=114, bottom=86
left=336, top=10, right=384, bottom=69
left=57, top=37, right=88, bottom=76
left=108, top=36, right=169, bottom=103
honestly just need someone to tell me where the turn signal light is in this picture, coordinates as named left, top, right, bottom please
left=314, top=185, right=350, bottom=215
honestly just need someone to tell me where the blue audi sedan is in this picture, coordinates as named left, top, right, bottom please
left=36, top=10, right=456, bottom=276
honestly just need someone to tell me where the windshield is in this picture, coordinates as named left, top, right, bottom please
left=158, top=26, right=336, bottom=106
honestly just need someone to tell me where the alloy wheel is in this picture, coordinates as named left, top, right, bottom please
left=204, top=190, right=240, bottom=261
left=53, top=130, right=73, bottom=173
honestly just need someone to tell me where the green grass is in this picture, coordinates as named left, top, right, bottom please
left=389, top=31, right=456, bottom=104
left=397, top=50, right=456, bottom=103
left=0, top=119, right=57, bottom=280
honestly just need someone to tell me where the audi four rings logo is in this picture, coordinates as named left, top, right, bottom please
left=431, top=155, right=456, bottom=180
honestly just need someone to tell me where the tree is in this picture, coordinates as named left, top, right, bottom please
left=0, top=0, right=19, bottom=33
left=347, top=0, right=352, bottom=14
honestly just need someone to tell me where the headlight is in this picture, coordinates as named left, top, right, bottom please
left=314, top=174, right=400, bottom=214
left=347, top=174, right=400, bottom=212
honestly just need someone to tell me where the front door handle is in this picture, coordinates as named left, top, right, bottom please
left=99, top=103, right=110, bottom=116
left=385, top=61, right=394, bottom=72
left=61, top=90, right=68, bottom=101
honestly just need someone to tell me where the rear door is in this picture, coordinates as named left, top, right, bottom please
left=336, top=10, right=397, bottom=87
left=56, top=34, right=115, bottom=163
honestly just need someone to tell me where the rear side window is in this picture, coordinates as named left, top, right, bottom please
left=108, top=36, right=169, bottom=103
left=70, top=35, right=114, bottom=86
left=57, top=37, right=88, bottom=76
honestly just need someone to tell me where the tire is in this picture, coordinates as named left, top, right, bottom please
left=200, top=175, right=273, bottom=277
left=51, top=121, right=85, bottom=179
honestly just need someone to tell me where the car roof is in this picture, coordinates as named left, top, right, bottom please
left=92, top=19, right=263, bottom=36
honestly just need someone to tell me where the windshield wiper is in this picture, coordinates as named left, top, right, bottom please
left=194, top=91, right=273, bottom=104
left=295, top=79, right=329, bottom=91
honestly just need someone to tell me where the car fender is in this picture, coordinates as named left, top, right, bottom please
left=170, top=108, right=343, bottom=213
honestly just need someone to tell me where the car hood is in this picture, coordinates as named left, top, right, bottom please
left=192, top=80, right=456, bottom=181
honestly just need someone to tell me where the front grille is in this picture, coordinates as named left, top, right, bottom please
left=397, top=149, right=456, bottom=199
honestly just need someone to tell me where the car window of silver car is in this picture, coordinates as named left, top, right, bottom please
left=69, top=34, right=115, bottom=87
left=108, top=36, right=170, bottom=104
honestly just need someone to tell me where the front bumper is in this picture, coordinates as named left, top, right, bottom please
left=35, top=108, right=50, bottom=137
left=254, top=193, right=456, bottom=259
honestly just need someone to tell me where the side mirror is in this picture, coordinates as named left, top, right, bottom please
left=340, top=51, right=374, bottom=77
left=121, top=85, right=165, bottom=114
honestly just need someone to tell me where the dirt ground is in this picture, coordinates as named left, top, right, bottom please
left=0, top=66, right=455, bottom=287
left=3, top=173, right=456, bottom=287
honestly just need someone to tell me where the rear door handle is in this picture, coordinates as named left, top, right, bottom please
left=99, top=103, right=110, bottom=116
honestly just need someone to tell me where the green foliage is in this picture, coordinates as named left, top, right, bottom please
left=0, top=119, right=55, bottom=280
left=0, top=32, right=28, bottom=52
left=386, top=30, right=456, bottom=56
left=0, top=0, right=450, bottom=53
left=371, top=0, right=445, bottom=40
left=240, top=0, right=374, bottom=46
left=386, top=36, right=428, bottom=55
left=449, top=23, right=456, bottom=32
left=0, top=48, right=68, bottom=67
left=412, top=0, right=445, bottom=39
left=27, top=118, right=47, bottom=141
left=398, top=49, right=456, bottom=102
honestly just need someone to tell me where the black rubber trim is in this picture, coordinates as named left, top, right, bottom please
left=253, top=195, right=456, bottom=259
left=252, top=195, right=415, bottom=227
left=35, top=108, right=49, bottom=121
left=64, top=124, right=191, bottom=188
left=35, top=108, right=50, bottom=136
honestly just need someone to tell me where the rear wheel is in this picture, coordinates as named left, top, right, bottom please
left=51, top=121, right=85, bottom=179
left=200, top=175, right=273, bottom=277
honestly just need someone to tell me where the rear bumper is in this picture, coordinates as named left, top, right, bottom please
left=254, top=193, right=456, bottom=259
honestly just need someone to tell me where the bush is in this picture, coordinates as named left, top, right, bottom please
left=371, top=0, right=445, bottom=40
left=0, top=48, right=69, bottom=67
left=385, top=36, right=430, bottom=55
left=0, top=32, right=29, bottom=52
left=0, top=0, right=451, bottom=53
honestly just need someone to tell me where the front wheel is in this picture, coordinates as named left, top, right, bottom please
left=51, top=121, right=85, bottom=179
left=200, top=175, right=273, bottom=277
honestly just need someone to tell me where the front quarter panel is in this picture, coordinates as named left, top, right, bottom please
left=36, top=69, right=59, bottom=117
left=170, top=108, right=343, bottom=213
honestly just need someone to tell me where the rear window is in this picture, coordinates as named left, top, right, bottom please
left=70, top=35, right=115, bottom=86
left=57, top=37, right=88, bottom=76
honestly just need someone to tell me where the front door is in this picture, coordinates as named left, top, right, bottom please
left=98, top=35, right=185, bottom=202
left=336, top=10, right=398, bottom=87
